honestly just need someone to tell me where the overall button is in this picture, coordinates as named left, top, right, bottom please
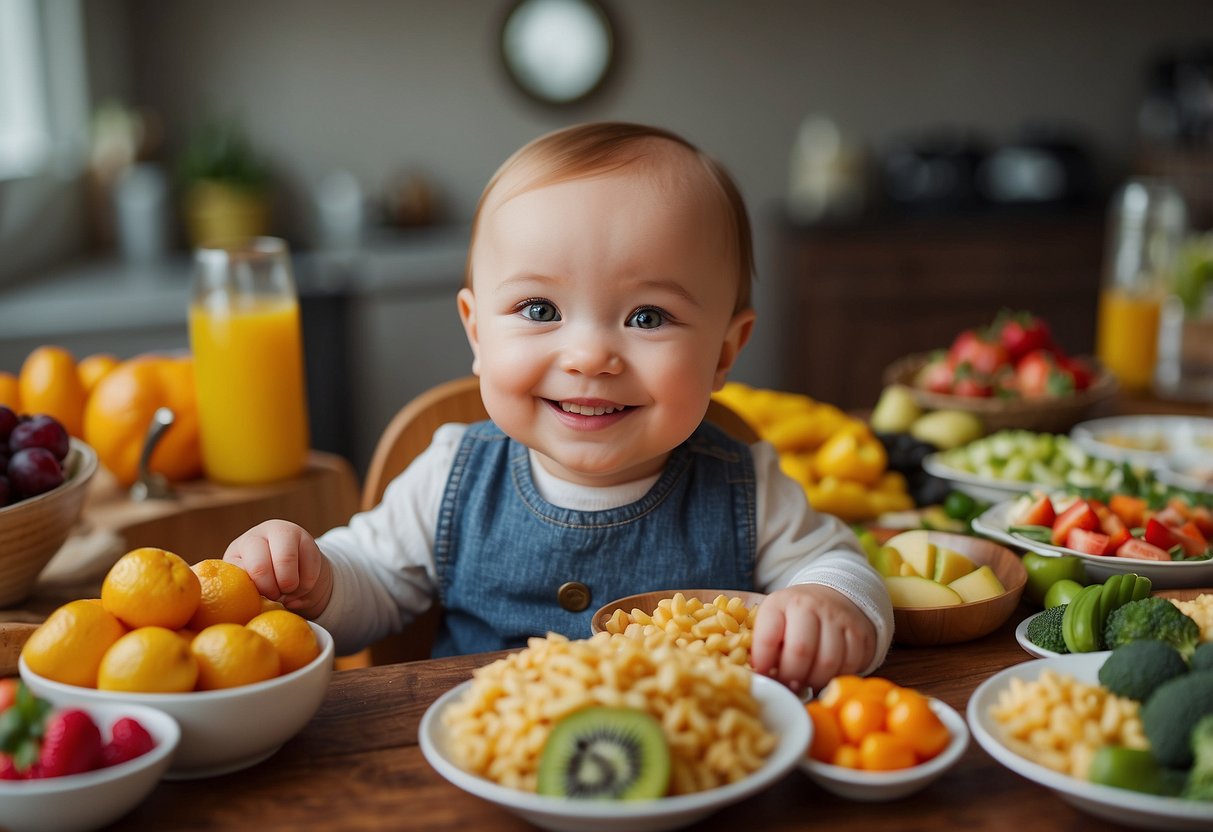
left=557, top=581, right=591, bottom=612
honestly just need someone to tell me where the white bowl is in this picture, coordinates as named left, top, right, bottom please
left=20, top=621, right=333, bottom=779
left=798, top=698, right=969, bottom=801
left=0, top=701, right=179, bottom=832
left=968, top=653, right=1213, bottom=830
left=921, top=453, right=1036, bottom=503
left=419, top=674, right=810, bottom=832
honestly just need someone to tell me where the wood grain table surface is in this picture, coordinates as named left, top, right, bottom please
left=104, top=607, right=1147, bottom=832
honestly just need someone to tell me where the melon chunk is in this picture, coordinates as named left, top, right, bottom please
left=883, top=575, right=963, bottom=608
left=947, top=565, right=1006, bottom=603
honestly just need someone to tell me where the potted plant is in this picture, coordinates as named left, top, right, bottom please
left=179, top=119, right=270, bottom=248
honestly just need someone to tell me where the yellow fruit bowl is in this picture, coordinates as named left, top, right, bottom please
left=0, top=438, right=98, bottom=607
left=20, top=621, right=334, bottom=779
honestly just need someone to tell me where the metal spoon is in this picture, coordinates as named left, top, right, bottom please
left=130, top=406, right=177, bottom=501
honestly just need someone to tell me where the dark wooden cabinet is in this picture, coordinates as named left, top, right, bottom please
left=771, top=211, right=1106, bottom=410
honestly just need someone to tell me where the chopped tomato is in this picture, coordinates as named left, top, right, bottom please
left=1166, top=497, right=1193, bottom=522
left=1154, top=505, right=1189, bottom=528
left=1192, top=507, right=1213, bottom=538
left=1051, top=500, right=1099, bottom=546
left=1066, top=528, right=1111, bottom=555
left=1105, top=526, right=1132, bottom=553
left=1144, top=518, right=1178, bottom=550
left=1108, top=495, right=1147, bottom=529
left=1019, top=494, right=1056, bottom=527
left=1116, top=538, right=1172, bottom=562
left=1176, top=522, right=1209, bottom=557
left=1094, top=505, right=1127, bottom=537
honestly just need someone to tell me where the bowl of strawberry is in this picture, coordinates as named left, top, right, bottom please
left=0, top=406, right=99, bottom=607
left=884, top=310, right=1117, bottom=434
left=0, top=679, right=179, bottom=832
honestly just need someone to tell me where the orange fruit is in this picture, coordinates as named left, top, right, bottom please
left=83, top=354, right=202, bottom=487
left=97, top=626, right=199, bottom=692
left=858, top=731, right=917, bottom=771
left=246, top=610, right=320, bottom=674
left=191, top=623, right=280, bottom=690
left=188, top=559, right=263, bottom=630
left=805, top=700, right=843, bottom=764
left=101, top=547, right=202, bottom=630
left=21, top=599, right=127, bottom=688
left=19, top=345, right=86, bottom=437
left=886, top=694, right=951, bottom=760
left=0, top=371, right=19, bottom=410
left=837, top=696, right=886, bottom=745
left=77, top=353, right=120, bottom=396
left=831, top=744, right=862, bottom=769
left=259, top=596, right=286, bottom=613
left=817, top=674, right=866, bottom=709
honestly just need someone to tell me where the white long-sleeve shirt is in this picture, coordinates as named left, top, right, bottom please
left=315, top=424, right=894, bottom=670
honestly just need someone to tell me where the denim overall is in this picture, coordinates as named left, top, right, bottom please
left=431, top=420, right=758, bottom=657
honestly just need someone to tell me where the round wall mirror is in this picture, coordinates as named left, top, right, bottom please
left=500, top=0, right=615, bottom=106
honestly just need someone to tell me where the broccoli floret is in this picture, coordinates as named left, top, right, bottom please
left=1141, top=670, right=1213, bottom=769
left=1026, top=605, right=1069, bottom=654
left=1104, top=597, right=1200, bottom=660
left=1099, top=640, right=1189, bottom=701
left=1193, top=642, right=1213, bottom=673
left=1183, top=714, right=1213, bottom=800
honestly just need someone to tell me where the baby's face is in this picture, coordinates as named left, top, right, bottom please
left=459, top=163, right=754, bottom=487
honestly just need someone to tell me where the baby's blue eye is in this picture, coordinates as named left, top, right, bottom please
left=523, top=301, right=559, bottom=322
left=628, top=307, right=664, bottom=329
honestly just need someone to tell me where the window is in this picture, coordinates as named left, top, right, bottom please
left=0, top=0, right=49, bottom=178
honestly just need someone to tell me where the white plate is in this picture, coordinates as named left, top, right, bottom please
left=968, top=653, right=1213, bottom=830
left=972, top=501, right=1213, bottom=589
left=921, top=454, right=1037, bottom=503
left=1072, top=415, right=1213, bottom=469
left=1012, top=612, right=1114, bottom=660
left=799, top=698, right=969, bottom=801
left=419, top=674, right=811, bottom=832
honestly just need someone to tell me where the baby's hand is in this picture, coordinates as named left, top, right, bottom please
left=223, top=520, right=333, bottom=619
left=750, top=584, right=876, bottom=695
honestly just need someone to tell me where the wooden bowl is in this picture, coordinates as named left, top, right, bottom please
left=892, top=532, right=1026, bottom=647
left=590, top=589, right=767, bottom=635
left=0, top=439, right=97, bottom=607
left=883, top=352, right=1119, bottom=434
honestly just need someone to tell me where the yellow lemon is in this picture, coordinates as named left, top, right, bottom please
left=97, top=626, right=199, bottom=692
left=101, top=547, right=201, bottom=630
left=21, top=600, right=127, bottom=688
left=190, top=623, right=280, bottom=690
left=246, top=610, right=320, bottom=674
left=188, top=559, right=263, bottom=630
left=19, top=345, right=86, bottom=437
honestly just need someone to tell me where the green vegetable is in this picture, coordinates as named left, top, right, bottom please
left=943, top=490, right=978, bottom=521
left=1043, top=578, right=1084, bottom=609
left=1088, top=745, right=1183, bottom=796
left=1183, top=714, right=1213, bottom=801
left=1193, top=642, right=1213, bottom=673
left=1097, top=640, right=1189, bottom=702
left=1026, top=605, right=1069, bottom=654
left=1104, top=597, right=1201, bottom=660
left=1141, top=670, right=1213, bottom=769
left=1063, top=584, right=1105, bottom=653
left=1008, top=525, right=1053, bottom=543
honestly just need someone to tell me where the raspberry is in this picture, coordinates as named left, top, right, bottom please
left=102, top=717, right=155, bottom=767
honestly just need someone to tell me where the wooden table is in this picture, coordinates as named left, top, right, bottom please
left=107, top=609, right=1141, bottom=831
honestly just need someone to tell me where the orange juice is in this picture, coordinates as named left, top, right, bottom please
left=1095, top=287, right=1162, bottom=391
left=189, top=297, right=309, bottom=483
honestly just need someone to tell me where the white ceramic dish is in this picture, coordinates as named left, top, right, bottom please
left=972, top=501, right=1213, bottom=589
left=968, top=653, right=1213, bottom=830
left=1012, top=612, right=1116, bottom=661
left=419, top=674, right=810, bottom=832
left=798, top=698, right=969, bottom=801
left=0, top=702, right=179, bottom=832
left=20, top=621, right=333, bottom=780
left=1071, top=415, right=1213, bottom=472
left=921, top=454, right=1036, bottom=503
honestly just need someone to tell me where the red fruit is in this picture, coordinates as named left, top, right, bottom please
left=995, top=311, right=1054, bottom=362
left=1058, top=356, right=1095, bottom=391
left=916, top=355, right=955, bottom=394
left=1016, top=350, right=1075, bottom=398
left=1019, top=494, right=1056, bottom=528
left=1116, top=539, right=1172, bottom=562
left=951, top=366, right=994, bottom=398
left=0, top=678, right=17, bottom=713
left=0, top=753, right=19, bottom=780
left=0, top=406, right=17, bottom=444
left=7, top=446, right=64, bottom=499
left=101, top=717, right=155, bottom=768
left=949, top=329, right=1010, bottom=376
left=9, top=414, right=69, bottom=461
left=37, top=709, right=102, bottom=778
left=1051, top=500, right=1099, bottom=546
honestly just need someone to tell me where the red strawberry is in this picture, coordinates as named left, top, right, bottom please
left=0, top=679, right=17, bottom=714
left=0, top=752, right=20, bottom=780
left=102, top=717, right=155, bottom=767
left=37, top=709, right=102, bottom=778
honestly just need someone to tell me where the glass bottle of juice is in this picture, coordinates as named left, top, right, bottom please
left=1095, top=178, right=1187, bottom=392
left=189, top=237, right=310, bottom=484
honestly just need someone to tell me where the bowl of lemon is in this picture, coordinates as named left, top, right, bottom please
left=18, top=548, right=334, bottom=779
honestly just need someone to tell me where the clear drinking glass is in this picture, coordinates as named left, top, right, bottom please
left=1155, top=234, right=1213, bottom=401
left=188, top=237, right=310, bottom=484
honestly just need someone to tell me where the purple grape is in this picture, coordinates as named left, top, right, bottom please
left=7, top=447, right=64, bottom=499
left=0, top=474, right=9, bottom=507
left=0, top=406, right=16, bottom=444
left=9, top=414, right=69, bottom=461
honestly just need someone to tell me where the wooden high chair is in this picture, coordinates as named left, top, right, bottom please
left=357, top=375, right=759, bottom=666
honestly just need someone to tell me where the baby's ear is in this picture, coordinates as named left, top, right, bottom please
left=456, top=288, right=481, bottom=376
left=713, top=308, right=756, bottom=389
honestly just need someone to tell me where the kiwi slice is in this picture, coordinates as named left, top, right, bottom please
left=536, top=706, right=671, bottom=800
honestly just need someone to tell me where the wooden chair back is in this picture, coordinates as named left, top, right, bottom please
left=360, top=375, right=759, bottom=664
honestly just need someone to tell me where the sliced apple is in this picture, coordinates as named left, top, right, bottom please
left=947, top=565, right=1006, bottom=603
left=932, top=546, right=976, bottom=584
left=868, top=545, right=905, bottom=578
left=883, top=575, right=963, bottom=608
left=885, top=530, right=936, bottom=578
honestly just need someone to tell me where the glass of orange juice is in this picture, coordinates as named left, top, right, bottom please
left=189, top=237, right=310, bottom=484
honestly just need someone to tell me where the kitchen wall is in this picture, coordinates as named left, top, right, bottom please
left=102, top=0, right=1208, bottom=392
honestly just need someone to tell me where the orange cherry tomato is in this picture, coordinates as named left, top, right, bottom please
left=886, top=694, right=951, bottom=760
left=805, top=701, right=843, bottom=763
left=837, top=695, right=886, bottom=745
left=859, top=731, right=917, bottom=770
left=831, top=744, right=862, bottom=769
left=817, top=674, right=866, bottom=709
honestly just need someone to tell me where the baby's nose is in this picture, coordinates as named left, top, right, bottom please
left=559, top=339, right=624, bottom=375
